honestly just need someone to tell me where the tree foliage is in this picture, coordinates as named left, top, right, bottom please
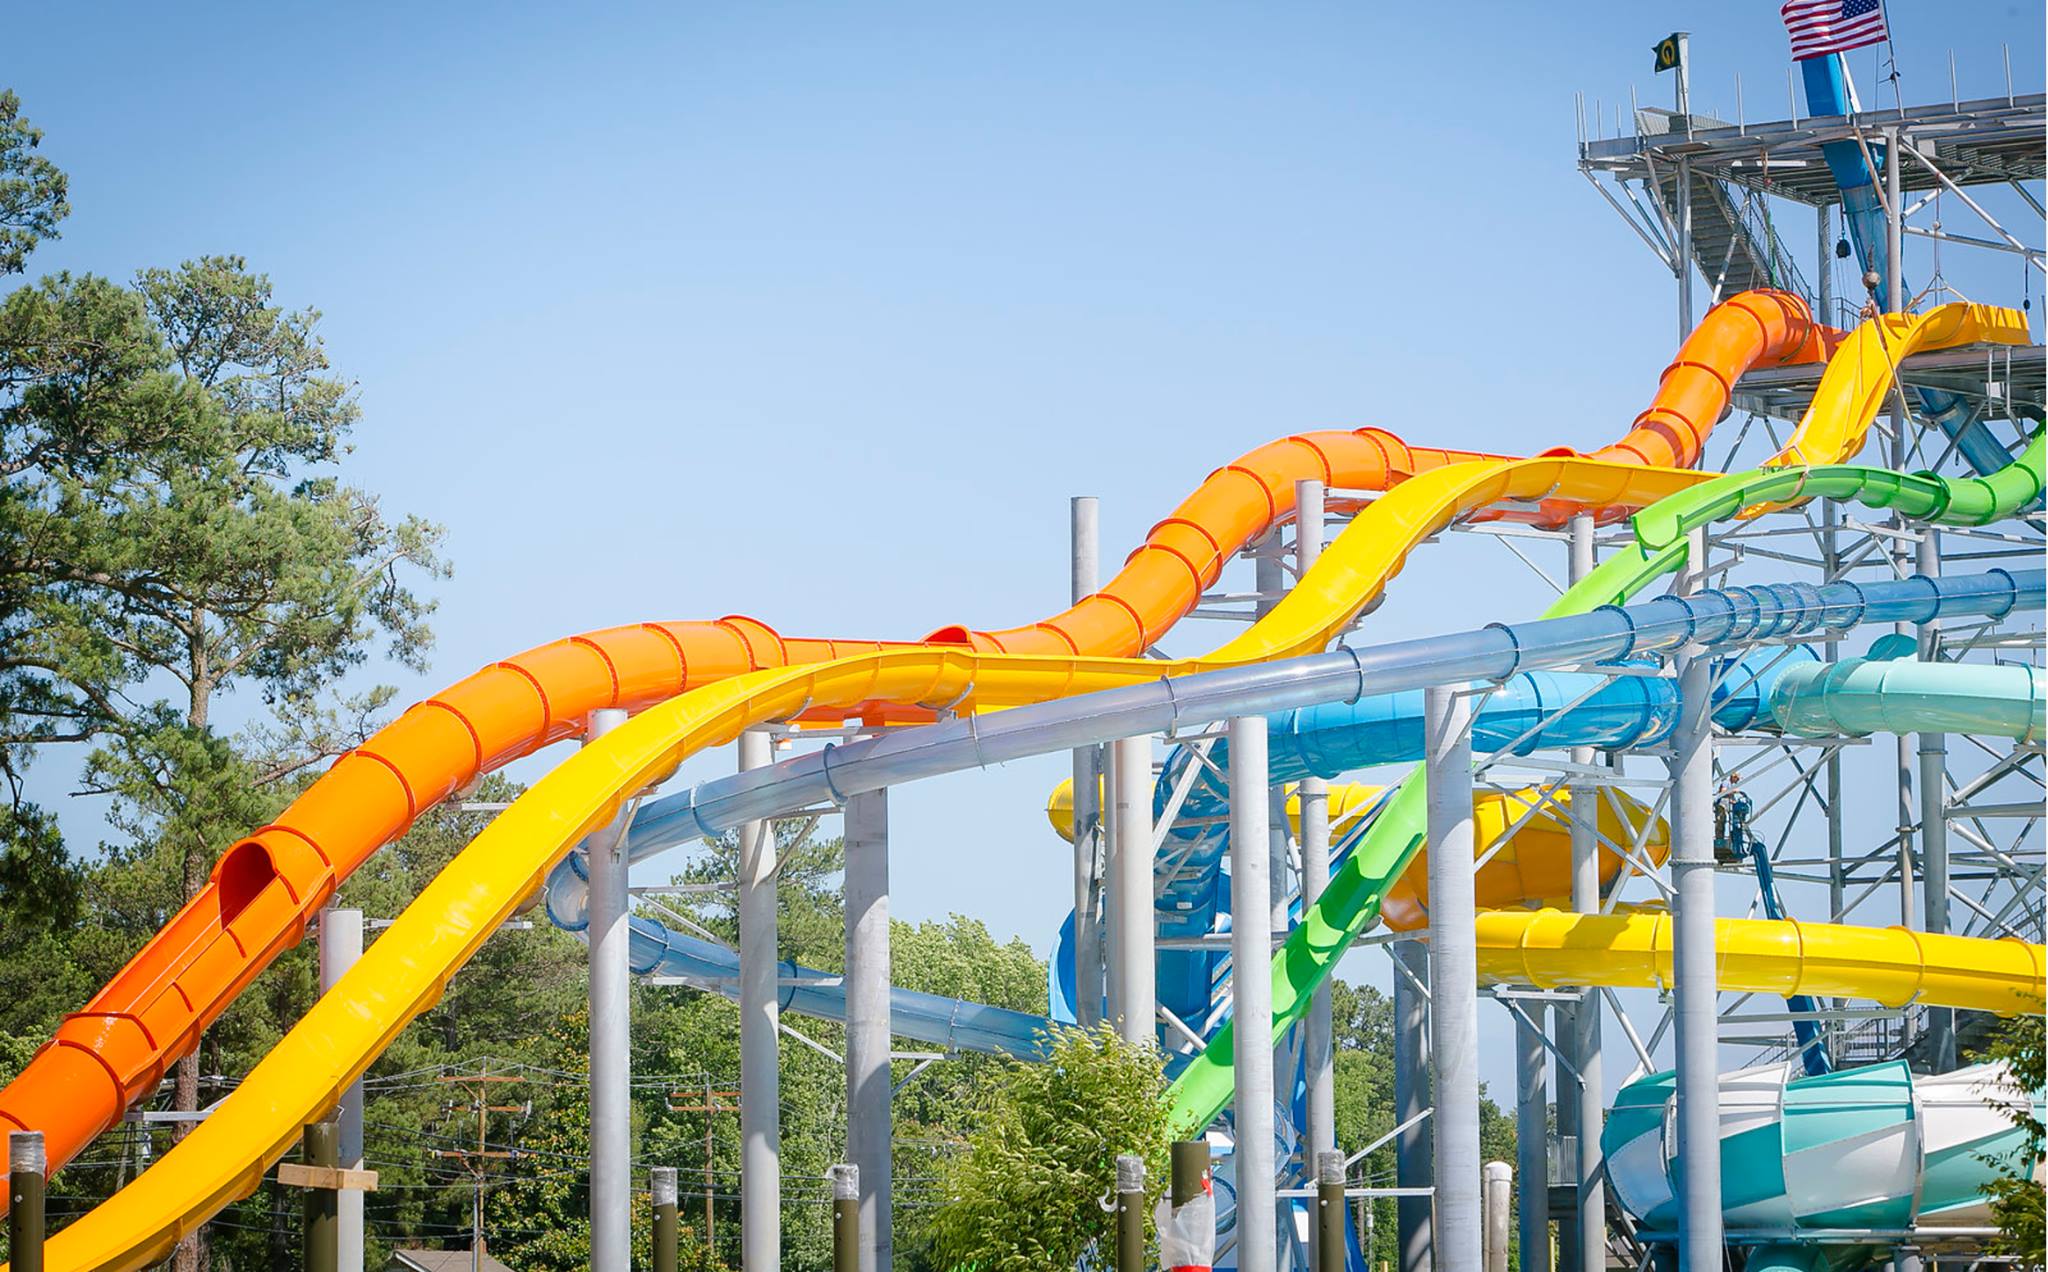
left=1976, top=1012, right=2046, bottom=1261
left=931, top=1025, right=1170, bottom=1272
left=0, top=90, right=66, bottom=276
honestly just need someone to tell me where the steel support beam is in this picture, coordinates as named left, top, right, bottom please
left=1072, top=495, right=1104, bottom=1029
left=1917, top=528, right=1955, bottom=1071
left=1515, top=1003, right=1549, bottom=1272
left=1111, top=733, right=1156, bottom=1046
left=1297, top=479, right=1337, bottom=1171
left=1669, top=532, right=1723, bottom=1271
left=844, top=789, right=892, bottom=1272
left=1229, top=714, right=1277, bottom=1272
left=1394, top=939, right=1433, bottom=1272
left=1425, top=685, right=1481, bottom=1272
left=585, top=707, right=633, bottom=1272
left=317, top=908, right=366, bottom=1272
left=1566, top=512, right=1605, bottom=1272
left=737, top=729, right=779, bottom=1272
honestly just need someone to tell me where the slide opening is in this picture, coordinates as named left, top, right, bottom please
left=216, top=841, right=279, bottom=926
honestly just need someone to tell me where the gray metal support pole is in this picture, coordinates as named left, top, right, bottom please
left=584, top=707, right=633, bottom=1272
left=1566, top=513, right=1605, bottom=1272
left=1676, top=154, right=1695, bottom=341
left=829, top=1164, right=860, bottom=1272
left=1885, top=126, right=1904, bottom=314
left=1315, top=1151, right=1345, bottom=1272
left=318, top=908, right=366, bottom=1272
left=1515, top=1004, right=1548, bottom=1272
left=1669, top=531, right=1723, bottom=1270
left=1483, top=1162, right=1512, bottom=1272
left=1254, top=537, right=1292, bottom=932
left=653, top=1167, right=679, bottom=1272
left=1884, top=140, right=1920, bottom=939
left=1822, top=502, right=1847, bottom=925
left=1818, top=204, right=1835, bottom=325
left=1228, top=714, right=1277, bottom=1272
left=1297, top=479, right=1336, bottom=1171
left=737, top=729, right=779, bottom=1272
left=9, top=1131, right=45, bottom=1272
left=1072, top=495, right=1104, bottom=1029
left=1673, top=33, right=1691, bottom=119
left=844, top=789, right=892, bottom=1272
left=1116, top=1155, right=1145, bottom=1272
left=1424, top=685, right=1481, bottom=1272
left=1394, top=938, right=1433, bottom=1272
left=303, top=1120, right=339, bottom=1272
left=1917, top=529, right=1954, bottom=1071
left=1111, top=733, right=1156, bottom=1046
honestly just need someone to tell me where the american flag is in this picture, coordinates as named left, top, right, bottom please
left=1781, top=0, right=1891, bottom=62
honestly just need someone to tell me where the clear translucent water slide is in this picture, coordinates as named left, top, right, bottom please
left=15, top=297, right=2040, bottom=1270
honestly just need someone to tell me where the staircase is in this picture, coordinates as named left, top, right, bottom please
left=1637, top=109, right=1812, bottom=304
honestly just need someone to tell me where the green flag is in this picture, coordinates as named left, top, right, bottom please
left=1653, top=34, right=1683, bottom=73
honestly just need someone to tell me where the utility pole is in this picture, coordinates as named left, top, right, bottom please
left=669, top=1083, right=740, bottom=1252
left=431, top=1066, right=529, bottom=1270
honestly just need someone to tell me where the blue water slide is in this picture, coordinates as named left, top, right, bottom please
left=1799, top=54, right=2013, bottom=475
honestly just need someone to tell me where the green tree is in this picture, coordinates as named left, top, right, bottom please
left=0, top=90, right=66, bottom=275
left=1, top=249, right=446, bottom=1267
left=932, top=1025, right=1170, bottom=1272
left=1976, top=1012, right=2045, bottom=1261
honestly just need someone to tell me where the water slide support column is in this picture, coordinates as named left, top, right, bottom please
left=585, top=707, right=633, bottom=1272
left=1394, top=938, right=1433, bottom=1272
left=1111, top=732, right=1155, bottom=1046
left=1669, top=530, right=1723, bottom=1271
left=1255, top=538, right=1291, bottom=931
left=1229, top=715, right=1277, bottom=1272
left=1885, top=128, right=1921, bottom=937
left=1424, top=684, right=1480, bottom=1272
left=1514, top=1005, right=1548, bottom=1272
left=1818, top=204, right=1834, bottom=323
left=737, top=729, right=779, bottom=1272
left=845, top=788, right=893, bottom=1272
left=317, top=907, right=366, bottom=1272
left=1567, top=512, right=1605, bottom=1272
left=1918, top=528, right=1955, bottom=1071
left=1072, top=495, right=1104, bottom=1029
left=1676, top=154, right=1695, bottom=341
left=1823, top=502, right=1847, bottom=927
left=1296, top=479, right=1336, bottom=1171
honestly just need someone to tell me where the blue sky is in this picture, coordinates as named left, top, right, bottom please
left=10, top=3, right=2043, bottom=1100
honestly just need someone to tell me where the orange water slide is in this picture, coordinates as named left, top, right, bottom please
left=0, top=289, right=1825, bottom=1189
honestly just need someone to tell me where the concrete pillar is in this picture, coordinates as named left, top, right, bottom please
left=584, top=707, right=633, bottom=1272
left=1515, top=1004, right=1548, bottom=1272
left=1228, top=714, right=1276, bottom=1272
left=1297, top=479, right=1336, bottom=1170
left=317, top=908, right=366, bottom=1272
left=1394, top=938, right=1433, bottom=1272
left=1483, top=1161, right=1512, bottom=1272
left=1669, top=531, right=1723, bottom=1271
left=1110, top=733, right=1156, bottom=1046
left=844, top=789, right=892, bottom=1272
left=1566, top=512, right=1605, bottom=1272
left=1072, top=495, right=1104, bottom=1029
left=1424, top=685, right=1481, bottom=1272
left=736, top=729, right=779, bottom=1271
